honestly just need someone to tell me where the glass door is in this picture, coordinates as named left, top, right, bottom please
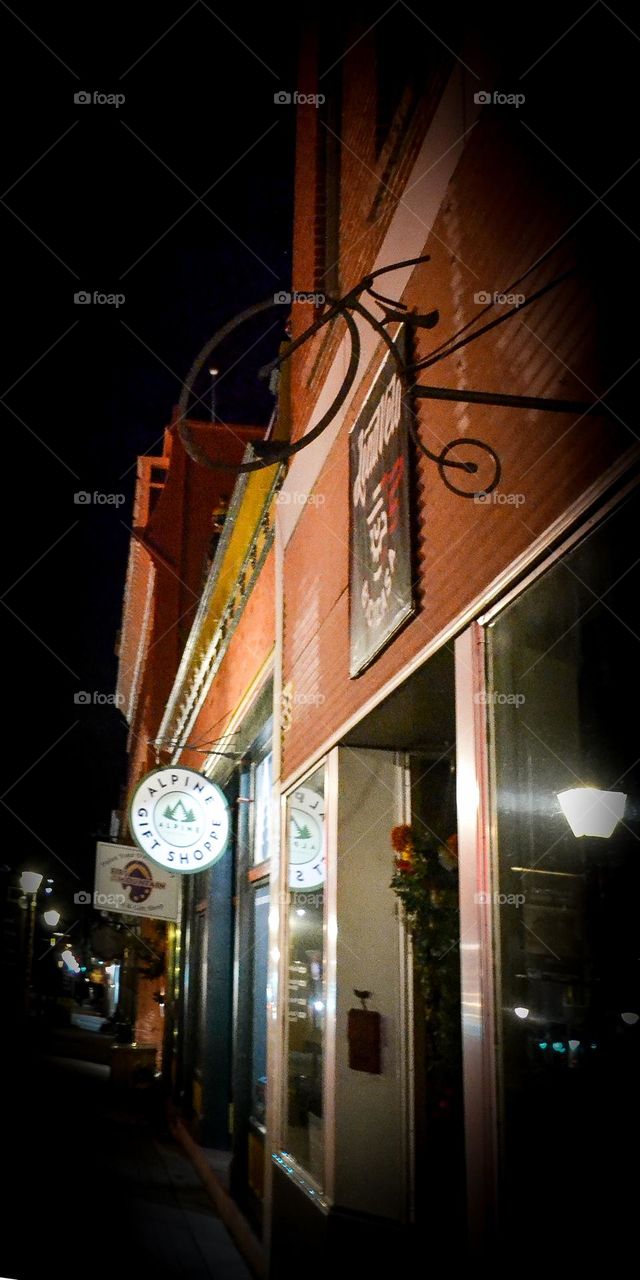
left=282, top=763, right=327, bottom=1188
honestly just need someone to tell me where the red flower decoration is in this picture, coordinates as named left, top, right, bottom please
left=395, top=857, right=415, bottom=874
left=391, top=824, right=413, bottom=853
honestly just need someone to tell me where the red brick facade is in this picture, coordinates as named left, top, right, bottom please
left=116, top=414, right=266, bottom=1058
left=281, top=52, right=632, bottom=781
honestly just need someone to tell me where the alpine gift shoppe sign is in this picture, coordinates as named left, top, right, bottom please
left=349, top=333, right=413, bottom=676
left=129, top=768, right=230, bottom=874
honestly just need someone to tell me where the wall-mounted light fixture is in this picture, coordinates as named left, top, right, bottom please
left=557, top=787, right=626, bottom=838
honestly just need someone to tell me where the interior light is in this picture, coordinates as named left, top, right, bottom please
left=557, top=787, right=626, bottom=838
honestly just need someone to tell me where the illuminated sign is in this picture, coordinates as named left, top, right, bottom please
left=129, top=768, right=230, bottom=874
left=94, top=843, right=180, bottom=919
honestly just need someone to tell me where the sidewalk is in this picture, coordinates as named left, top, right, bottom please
left=3, top=1037, right=252, bottom=1280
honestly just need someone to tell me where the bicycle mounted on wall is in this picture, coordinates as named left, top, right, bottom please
left=176, top=252, right=604, bottom=497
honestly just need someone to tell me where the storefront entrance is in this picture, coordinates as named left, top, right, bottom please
left=342, top=644, right=466, bottom=1253
left=272, top=474, right=640, bottom=1273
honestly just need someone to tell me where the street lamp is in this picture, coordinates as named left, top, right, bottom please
left=20, top=870, right=43, bottom=1014
left=20, top=871, right=43, bottom=895
left=209, top=367, right=219, bottom=422
left=43, top=908, right=60, bottom=929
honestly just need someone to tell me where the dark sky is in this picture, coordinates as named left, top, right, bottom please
left=2, top=2, right=298, bottom=902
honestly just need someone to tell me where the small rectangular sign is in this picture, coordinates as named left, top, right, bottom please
left=349, top=329, right=414, bottom=676
left=94, top=842, right=180, bottom=921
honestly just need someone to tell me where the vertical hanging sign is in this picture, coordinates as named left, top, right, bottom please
left=349, top=329, right=413, bottom=676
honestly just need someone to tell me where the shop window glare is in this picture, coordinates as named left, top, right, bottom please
left=556, top=787, right=626, bottom=838
left=253, top=752, right=274, bottom=865
left=283, top=764, right=326, bottom=1186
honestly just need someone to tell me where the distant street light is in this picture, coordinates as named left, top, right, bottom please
left=20, top=871, right=43, bottom=895
left=44, top=909, right=61, bottom=928
left=209, top=367, right=220, bottom=422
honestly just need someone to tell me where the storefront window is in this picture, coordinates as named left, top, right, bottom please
left=253, top=752, right=273, bottom=865
left=487, top=488, right=640, bottom=1240
left=283, top=765, right=326, bottom=1184
left=250, top=887, right=270, bottom=1126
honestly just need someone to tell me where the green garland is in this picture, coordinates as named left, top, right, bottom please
left=390, top=824, right=461, bottom=1064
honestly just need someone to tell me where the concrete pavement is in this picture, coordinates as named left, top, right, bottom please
left=2, top=1036, right=253, bottom=1280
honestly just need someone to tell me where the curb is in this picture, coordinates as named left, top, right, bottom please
left=167, top=1104, right=266, bottom=1279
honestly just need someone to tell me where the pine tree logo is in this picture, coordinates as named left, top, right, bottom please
left=291, top=815, right=312, bottom=842
left=162, top=799, right=196, bottom=824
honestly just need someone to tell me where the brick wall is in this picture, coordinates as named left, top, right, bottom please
left=281, top=70, right=634, bottom=781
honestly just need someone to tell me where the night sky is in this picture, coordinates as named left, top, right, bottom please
left=2, top=3, right=298, bottom=904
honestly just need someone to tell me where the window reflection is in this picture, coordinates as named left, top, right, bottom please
left=253, top=752, right=273, bottom=866
left=284, top=766, right=326, bottom=1184
left=488, top=489, right=640, bottom=1240
left=250, top=888, right=270, bottom=1126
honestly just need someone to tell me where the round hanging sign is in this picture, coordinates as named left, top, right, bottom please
left=129, top=768, right=230, bottom=874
